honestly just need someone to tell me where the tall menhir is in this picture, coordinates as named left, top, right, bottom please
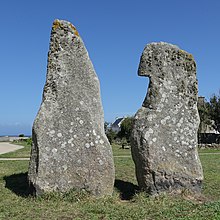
left=28, top=19, right=115, bottom=196
left=131, top=42, right=203, bottom=195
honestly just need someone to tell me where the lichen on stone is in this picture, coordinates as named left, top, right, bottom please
left=131, top=42, right=203, bottom=196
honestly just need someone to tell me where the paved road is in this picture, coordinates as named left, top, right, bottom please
left=0, top=142, right=24, bottom=155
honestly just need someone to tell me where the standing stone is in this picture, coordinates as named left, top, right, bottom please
left=28, top=19, right=115, bottom=196
left=131, top=42, right=203, bottom=195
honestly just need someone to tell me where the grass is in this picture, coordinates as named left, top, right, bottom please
left=112, top=143, right=132, bottom=156
left=199, top=148, right=220, bottom=154
left=0, top=142, right=220, bottom=219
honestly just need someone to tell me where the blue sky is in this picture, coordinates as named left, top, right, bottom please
left=0, top=0, right=219, bottom=135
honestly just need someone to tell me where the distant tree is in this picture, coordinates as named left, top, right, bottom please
left=106, top=129, right=117, bottom=145
left=207, top=93, right=220, bottom=132
left=117, top=116, right=134, bottom=143
left=19, top=134, right=25, bottom=137
left=198, top=100, right=212, bottom=133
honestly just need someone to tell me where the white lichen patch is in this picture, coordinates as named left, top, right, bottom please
left=52, top=148, right=58, bottom=153
left=162, top=146, right=166, bottom=151
left=147, top=115, right=153, bottom=121
left=99, top=140, right=104, bottom=144
left=173, top=109, right=178, bottom=114
left=148, top=128, right=154, bottom=134
left=57, top=133, right=62, bottom=138
left=177, top=123, right=181, bottom=127
left=80, top=101, right=84, bottom=105
left=90, top=142, right=94, bottom=147
left=85, top=143, right=90, bottom=148
left=93, top=129, right=97, bottom=136
left=152, top=138, right=157, bottom=142
left=99, top=159, right=104, bottom=165
left=68, top=138, right=74, bottom=144
left=75, top=107, right=79, bottom=111
left=62, top=164, right=68, bottom=171
left=172, top=131, right=177, bottom=135
left=71, top=122, right=74, bottom=125
left=145, top=133, right=150, bottom=140
left=179, top=118, right=184, bottom=123
left=86, top=133, right=90, bottom=137
left=50, top=130, right=55, bottom=135
left=61, top=143, right=66, bottom=148
left=181, top=140, right=188, bottom=145
left=161, top=116, right=170, bottom=125
left=69, top=128, right=73, bottom=133
left=73, top=134, right=77, bottom=138
left=79, top=120, right=84, bottom=125
left=162, top=93, right=166, bottom=98
left=155, top=124, right=159, bottom=128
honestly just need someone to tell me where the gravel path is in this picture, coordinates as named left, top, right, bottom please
left=0, top=142, right=24, bottom=155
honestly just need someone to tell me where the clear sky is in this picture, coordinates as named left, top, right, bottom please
left=0, top=0, right=219, bottom=136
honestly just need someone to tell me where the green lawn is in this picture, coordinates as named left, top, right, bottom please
left=0, top=142, right=220, bottom=219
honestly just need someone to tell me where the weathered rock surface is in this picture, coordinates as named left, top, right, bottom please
left=28, top=19, right=115, bottom=196
left=131, top=42, right=203, bottom=195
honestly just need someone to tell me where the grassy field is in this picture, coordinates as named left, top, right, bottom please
left=0, top=141, right=220, bottom=219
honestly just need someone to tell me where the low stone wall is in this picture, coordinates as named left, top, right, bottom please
left=0, top=137, right=29, bottom=142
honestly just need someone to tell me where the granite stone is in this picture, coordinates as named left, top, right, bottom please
left=131, top=42, right=203, bottom=195
left=28, top=19, right=115, bottom=196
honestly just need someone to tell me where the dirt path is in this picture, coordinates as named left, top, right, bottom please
left=0, top=142, right=24, bottom=155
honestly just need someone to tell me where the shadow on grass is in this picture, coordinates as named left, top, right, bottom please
left=4, top=174, right=139, bottom=200
left=114, top=179, right=139, bottom=200
left=4, top=172, right=34, bottom=197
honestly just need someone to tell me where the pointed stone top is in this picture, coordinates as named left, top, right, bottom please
left=52, top=19, right=80, bottom=37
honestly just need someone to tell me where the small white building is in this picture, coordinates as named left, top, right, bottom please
left=111, top=117, right=125, bottom=133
